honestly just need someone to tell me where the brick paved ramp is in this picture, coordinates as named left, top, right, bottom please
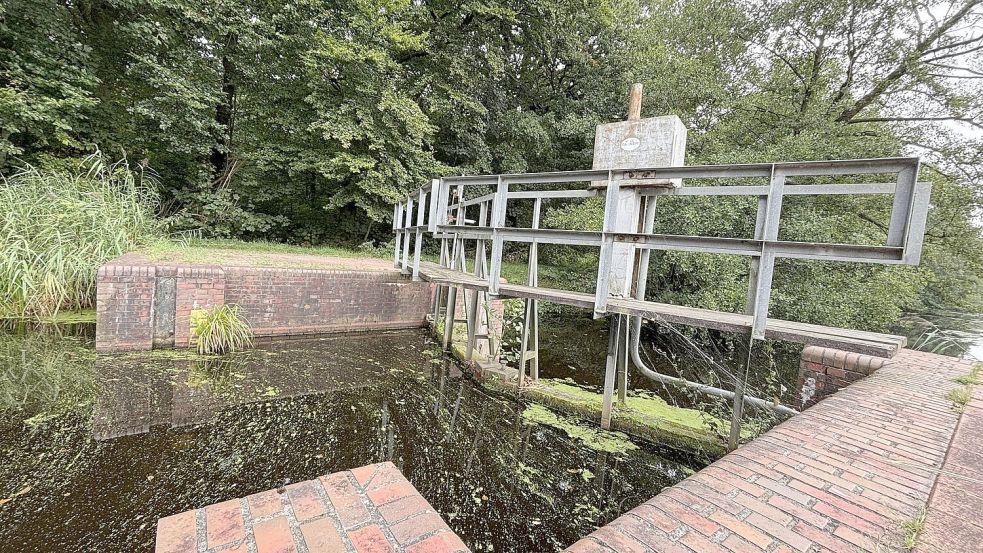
left=155, top=462, right=470, bottom=553
left=916, top=384, right=983, bottom=553
left=566, top=350, right=977, bottom=553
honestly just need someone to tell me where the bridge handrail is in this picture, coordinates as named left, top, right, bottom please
left=392, top=156, right=930, bottom=339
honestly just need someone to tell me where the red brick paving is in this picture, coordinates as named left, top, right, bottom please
left=916, top=382, right=983, bottom=553
left=566, top=349, right=978, bottom=553
left=155, top=462, right=469, bottom=553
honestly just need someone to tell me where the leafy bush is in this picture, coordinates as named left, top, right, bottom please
left=191, top=304, right=253, bottom=355
left=0, top=154, right=161, bottom=317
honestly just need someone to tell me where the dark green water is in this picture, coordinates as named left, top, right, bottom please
left=0, top=325, right=700, bottom=553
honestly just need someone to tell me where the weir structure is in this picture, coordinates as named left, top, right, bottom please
left=392, top=88, right=932, bottom=441
left=393, top=155, right=931, bottom=437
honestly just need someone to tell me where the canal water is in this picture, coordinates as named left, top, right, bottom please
left=0, top=324, right=702, bottom=553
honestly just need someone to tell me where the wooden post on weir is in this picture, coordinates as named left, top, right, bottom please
left=627, top=82, right=643, bottom=121
left=601, top=83, right=651, bottom=427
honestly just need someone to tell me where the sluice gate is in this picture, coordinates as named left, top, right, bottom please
left=391, top=88, right=931, bottom=442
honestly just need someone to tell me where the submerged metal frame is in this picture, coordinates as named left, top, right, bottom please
left=393, top=157, right=931, bottom=424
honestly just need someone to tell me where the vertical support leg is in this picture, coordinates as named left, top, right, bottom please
left=728, top=374, right=746, bottom=451
left=530, top=299, right=539, bottom=381
left=601, top=314, right=621, bottom=430
left=442, top=286, right=457, bottom=351
left=517, top=297, right=533, bottom=390
left=466, top=287, right=479, bottom=360
left=616, top=315, right=628, bottom=405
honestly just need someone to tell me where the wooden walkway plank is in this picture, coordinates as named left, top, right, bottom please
left=418, top=262, right=905, bottom=357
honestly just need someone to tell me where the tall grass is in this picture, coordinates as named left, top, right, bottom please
left=191, top=304, right=253, bottom=354
left=0, top=153, right=161, bottom=318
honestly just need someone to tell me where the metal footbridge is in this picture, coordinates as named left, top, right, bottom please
left=392, top=157, right=930, bottom=440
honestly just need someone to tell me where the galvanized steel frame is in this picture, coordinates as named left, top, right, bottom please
left=394, top=157, right=930, bottom=341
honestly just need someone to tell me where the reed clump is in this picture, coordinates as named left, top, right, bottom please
left=191, top=304, right=253, bottom=355
left=0, top=154, right=161, bottom=318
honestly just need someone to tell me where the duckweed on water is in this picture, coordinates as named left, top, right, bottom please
left=522, top=404, right=638, bottom=455
left=0, top=327, right=704, bottom=552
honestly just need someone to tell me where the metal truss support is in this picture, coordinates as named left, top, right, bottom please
left=394, top=156, right=927, bottom=421
left=517, top=198, right=542, bottom=390
left=601, top=314, right=626, bottom=430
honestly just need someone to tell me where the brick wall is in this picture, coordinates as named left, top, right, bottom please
left=223, top=267, right=434, bottom=340
left=174, top=267, right=227, bottom=348
left=96, top=262, right=433, bottom=353
left=96, top=265, right=158, bottom=352
left=797, top=345, right=890, bottom=408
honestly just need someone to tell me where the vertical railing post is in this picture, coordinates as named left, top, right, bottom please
left=401, top=196, right=413, bottom=275
left=428, top=179, right=440, bottom=233
left=412, top=188, right=426, bottom=281
left=749, top=166, right=784, bottom=339
left=887, top=161, right=919, bottom=247
left=594, top=170, right=619, bottom=317
left=393, top=200, right=403, bottom=269
left=487, top=176, right=508, bottom=296
left=745, top=195, right=767, bottom=315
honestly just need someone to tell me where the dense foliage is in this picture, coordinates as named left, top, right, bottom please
left=2, top=0, right=982, bottom=329
left=0, top=154, right=160, bottom=317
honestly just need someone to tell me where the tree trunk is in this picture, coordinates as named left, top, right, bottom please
left=210, top=34, right=238, bottom=185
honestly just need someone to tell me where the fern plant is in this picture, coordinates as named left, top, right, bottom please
left=190, top=304, right=253, bottom=355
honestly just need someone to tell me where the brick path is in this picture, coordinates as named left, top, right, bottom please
left=155, top=462, right=470, bottom=553
left=565, top=349, right=978, bottom=553
left=917, top=382, right=983, bottom=552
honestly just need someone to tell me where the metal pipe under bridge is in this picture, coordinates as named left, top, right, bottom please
left=391, top=157, right=931, bottom=441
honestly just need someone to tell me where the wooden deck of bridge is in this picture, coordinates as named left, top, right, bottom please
left=417, top=262, right=906, bottom=358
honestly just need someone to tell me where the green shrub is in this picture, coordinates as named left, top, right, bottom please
left=191, top=304, right=253, bottom=355
left=0, top=154, right=161, bottom=317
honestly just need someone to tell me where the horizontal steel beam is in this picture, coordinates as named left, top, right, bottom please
left=435, top=222, right=907, bottom=263
left=439, top=157, right=919, bottom=185
left=611, top=233, right=905, bottom=263
left=639, top=182, right=916, bottom=197
left=508, top=189, right=600, bottom=199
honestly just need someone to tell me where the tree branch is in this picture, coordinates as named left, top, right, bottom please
left=846, top=116, right=983, bottom=130
left=836, top=0, right=983, bottom=122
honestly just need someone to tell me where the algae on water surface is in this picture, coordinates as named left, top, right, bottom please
left=521, top=404, right=639, bottom=455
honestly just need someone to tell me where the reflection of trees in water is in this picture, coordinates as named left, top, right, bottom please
left=392, top=362, right=695, bottom=553
left=894, top=309, right=983, bottom=358
left=0, top=332, right=97, bottom=421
